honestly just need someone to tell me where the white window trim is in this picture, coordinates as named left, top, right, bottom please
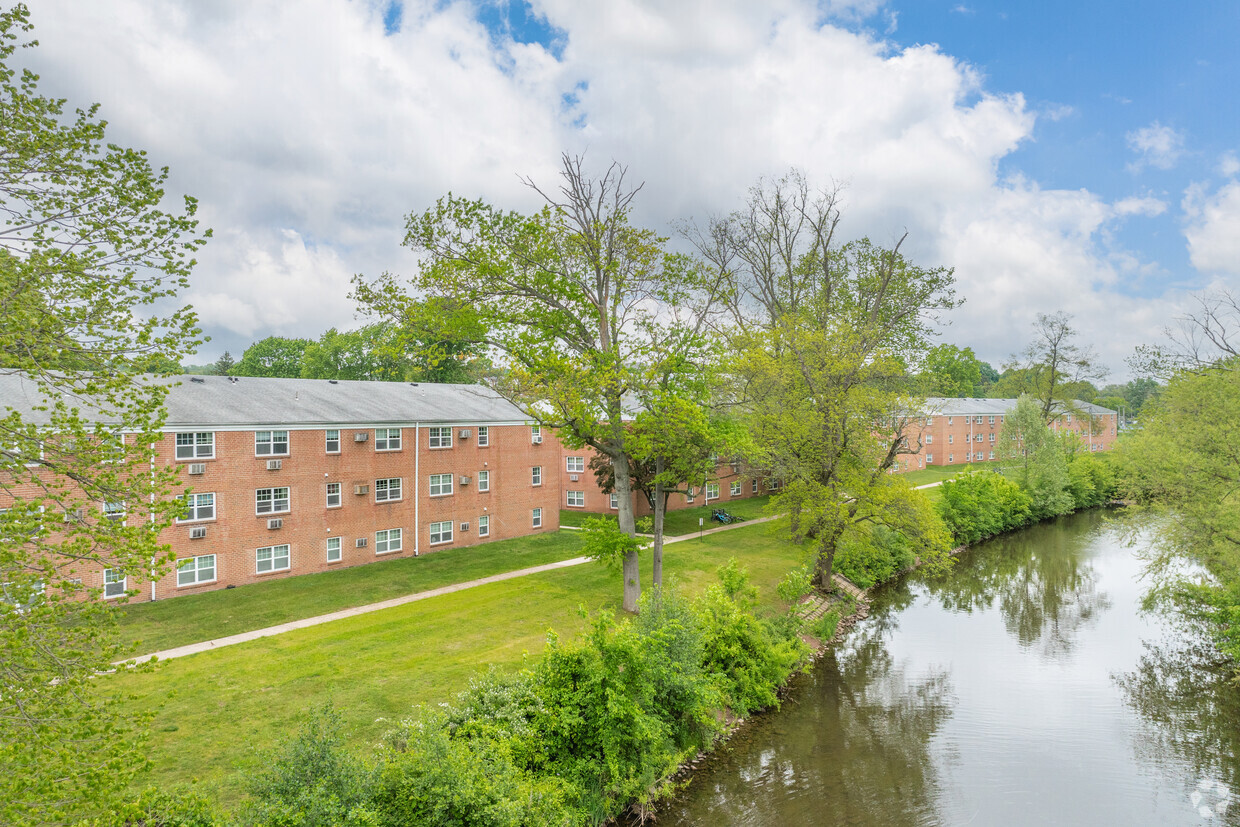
left=325, top=429, right=341, bottom=454
left=609, top=493, right=619, bottom=510
left=375, top=477, right=403, bottom=503
left=376, top=527, right=404, bottom=554
left=103, top=568, right=126, bottom=599
left=254, top=430, right=290, bottom=457
left=477, top=470, right=490, bottom=492
left=175, top=431, right=215, bottom=461
left=428, top=521, right=453, bottom=546
left=375, top=428, right=402, bottom=452
left=531, top=466, right=542, bottom=487
left=532, top=508, right=542, bottom=528
left=256, top=544, right=291, bottom=575
left=429, top=473, right=453, bottom=497
left=326, top=482, right=342, bottom=508
left=566, top=457, right=585, bottom=473
left=567, top=491, right=585, bottom=507
left=705, top=483, right=720, bottom=501
left=255, top=487, right=291, bottom=516
left=477, top=426, right=490, bottom=447
left=326, top=537, right=342, bottom=562
left=177, top=492, right=215, bottom=523
left=477, top=515, right=490, bottom=537
left=730, top=481, right=742, bottom=496
left=428, top=427, right=453, bottom=449
left=177, top=554, right=216, bottom=588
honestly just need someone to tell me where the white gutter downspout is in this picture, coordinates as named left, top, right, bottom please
left=148, top=433, right=157, bottom=602
left=414, top=422, right=420, bottom=555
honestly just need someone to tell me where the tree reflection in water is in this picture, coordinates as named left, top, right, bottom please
left=920, top=512, right=1112, bottom=657
left=1116, top=617, right=1240, bottom=807
left=660, top=611, right=954, bottom=827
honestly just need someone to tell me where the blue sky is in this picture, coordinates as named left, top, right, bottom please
left=21, top=0, right=1240, bottom=377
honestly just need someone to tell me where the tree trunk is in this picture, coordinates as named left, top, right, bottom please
left=652, top=456, right=665, bottom=588
left=612, top=452, right=641, bottom=613
left=815, top=530, right=842, bottom=592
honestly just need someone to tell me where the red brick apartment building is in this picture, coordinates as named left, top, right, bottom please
left=556, top=439, right=767, bottom=517
left=890, top=397, right=1119, bottom=473
left=1, top=375, right=560, bottom=602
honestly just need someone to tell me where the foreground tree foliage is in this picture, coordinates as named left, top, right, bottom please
left=1120, top=355, right=1240, bottom=671
left=0, top=5, right=207, bottom=824
left=358, top=156, right=711, bottom=611
left=690, top=173, right=958, bottom=588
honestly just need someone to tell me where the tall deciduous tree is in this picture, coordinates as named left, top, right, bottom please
left=0, top=6, right=207, bottom=823
left=690, top=173, right=958, bottom=589
left=233, top=336, right=313, bottom=378
left=1006, top=312, right=1108, bottom=424
left=996, top=394, right=1073, bottom=520
left=921, top=343, right=984, bottom=397
left=356, top=156, right=699, bottom=611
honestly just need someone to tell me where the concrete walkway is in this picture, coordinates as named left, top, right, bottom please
left=122, top=514, right=781, bottom=666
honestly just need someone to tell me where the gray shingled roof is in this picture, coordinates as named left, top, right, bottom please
left=925, top=397, right=1117, bottom=416
left=0, top=373, right=531, bottom=429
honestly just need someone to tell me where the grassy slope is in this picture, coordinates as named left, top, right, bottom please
left=559, top=495, right=772, bottom=535
left=104, top=521, right=805, bottom=803
left=116, top=532, right=585, bottom=654
left=898, top=466, right=965, bottom=487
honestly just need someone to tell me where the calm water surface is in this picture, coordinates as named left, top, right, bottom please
left=664, top=510, right=1240, bottom=826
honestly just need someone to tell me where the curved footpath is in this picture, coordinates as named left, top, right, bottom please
left=119, top=514, right=782, bottom=666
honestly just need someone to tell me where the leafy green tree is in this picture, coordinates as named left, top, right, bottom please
left=355, top=156, right=704, bottom=612
left=1119, top=357, right=1240, bottom=670
left=977, top=360, right=1000, bottom=392
left=689, top=172, right=958, bottom=589
left=921, top=343, right=984, bottom=397
left=1005, top=312, right=1108, bottom=423
left=996, top=394, right=1074, bottom=519
left=0, top=6, right=208, bottom=823
left=211, top=350, right=235, bottom=376
left=233, top=335, right=312, bottom=378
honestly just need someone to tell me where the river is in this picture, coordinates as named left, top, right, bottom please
left=663, top=510, right=1240, bottom=826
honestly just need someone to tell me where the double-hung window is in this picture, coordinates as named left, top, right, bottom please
left=428, top=427, right=452, bottom=449
left=531, top=466, right=542, bottom=486
left=567, top=491, right=585, bottom=507
left=255, top=430, right=289, bottom=456
left=532, top=508, right=542, bottom=528
left=103, top=568, right=126, bottom=599
left=925, top=434, right=933, bottom=444
left=180, top=492, right=215, bottom=522
left=429, top=474, right=453, bottom=496
left=609, top=493, right=619, bottom=510
left=730, top=481, right=742, bottom=496
left=752, top=479, right=758, bottom=494
left=326, top=483, right=342, bottom=508
left=325, top=429, right=340, bottom=453
left=375, top=478, right=402, bottom=502
left=477, top=470, right=490, bottom=492
left=327, top=537, right=342, bottom=562
left=375, top=428, right=401, bottom=451
left=477, top=426, right=489, bottom=447
left=376, top=528, right=403, bottom=554
left=706, top=483, right=720, bottom=500
left=478, top=515, right=490, bottom=537
left=256, top=544, right=290, bottom=574
left=429, top=521, right=452, bottom=545
left=256, top=487, right=290, bottom=515
left=566, top=457, right=585, bottom=473
left=926, top=453, right=933, bottom=463
left=175, top=432, right=214, bottom=460
left=177, top=555, right=215, bottom=587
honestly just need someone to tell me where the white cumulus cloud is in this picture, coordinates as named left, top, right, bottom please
left=1126, top=121, right=1186, bottom=171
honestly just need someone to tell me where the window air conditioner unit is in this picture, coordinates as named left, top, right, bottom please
left=461, top=522, right=470, bottom=532
left=188, top=463, right=206, bottom=475
left=190, top=526, right=207, bottom=539
left=532, top=435, right=542, bottom=444
left=458, top=429, right=471, bottom=439
left=266, top=459, right=282, bottom=470
left=459, top=475, right=471, bottom=485
left=569, top=474, right=579, bottom=482
left=267, top=518, right=283, bottom=530
left=355, top=537, right=367, bottom=548
left=354, top=432, right=369, bottom=442
left=353, top=484, right=369, bottom=495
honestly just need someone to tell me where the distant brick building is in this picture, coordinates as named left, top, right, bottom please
left=889, top=397, right=1120, bottom=473
left=0, top=374, right=560, bottom=602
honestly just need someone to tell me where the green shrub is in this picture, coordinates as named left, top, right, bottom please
left=102, top=788, right=229, bottom=827
left=937, top=470, right=1033, bottom=546
left=776, top=564, right=814, bottom=605
left=810, top=609, right=841, bottom=642
left=833, top=525, right=916, bottom=589
left=243, top=705, right=378, bottom=827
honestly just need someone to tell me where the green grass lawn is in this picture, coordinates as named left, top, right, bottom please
left=899, top=466, right=967, bottom=487
left=560, top=495, right=772, bottom=536
left=116, top=531, right=586, bottom=655
left=102, top=519, right=804, bottom=805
